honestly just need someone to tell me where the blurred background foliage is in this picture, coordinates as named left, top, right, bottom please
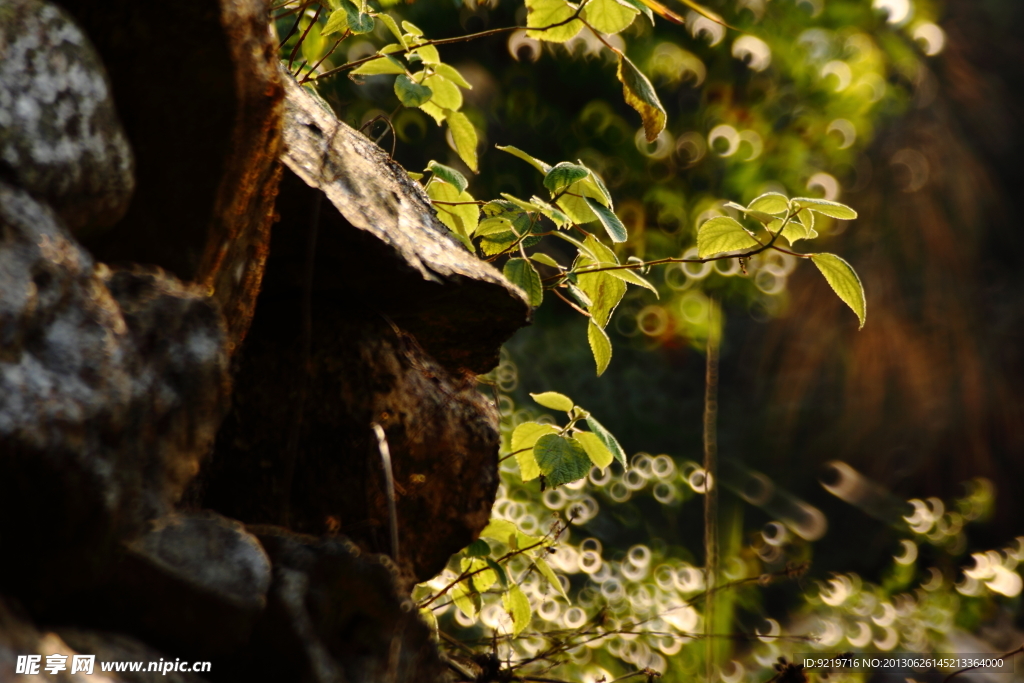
left=278, top=0, right=1024, bottom=679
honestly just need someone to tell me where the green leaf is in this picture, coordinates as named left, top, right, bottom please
left=480, top=519, right=518, bottom=543
left=466, top=538, right=491, bottom=557
left=479, top=232, right=518, bottom=256
left=503, top=585, right=532, bottom=636
left=504, top=258, right=544, bottom=307
left=419, top=101, right=446, bottom=125
left=567, top=282, right=592, bottom=308
left=350, top=55, right=407, bottom=76
left=544, top=162, right=590, bottom=192
left=402, top=20, right=423, bottom=35
left=427, top=181, right=478, bottom=241
left=584, top=0, right=639, bottom=34
left=530, top=253, right=561, bottom=268
left=534, top=434, right=593, bottom=487
left=301, top=21, right=325, bottom=65
left=811, top=253, right=867, bottom=329
left=496, top=145, right=552, bottom=174
left=462, top=557, right=498, bottom=592
left=610, top=268, right=658, bottom=296
left=574, top=430, right=614, bottom=470
left=477, top=216, right=513, bottom=237
left=378, top=43, right=404, bottom=54
left=407, top=171, right=424, bottom=181
left=587, top=320, right=612, bottom=376
left=526, top=0, right=583, bottom=42
left=376, top=13, right=407, bottom=47
left=792, top=197, right=858, bottom=220
left=550, top=231, right=599, bottom=262
left=584, top=197, right=628, bottom=243
left=778, top=219, right=809, bottom=244
left=322, top=8, right=350, bottom=36
left=348, top=11, right=374, bottom=34
left=434, top=63, right=473, bottom=89
left=530, top=392, right=574, bottom=411
left=426, top=160, right=468, bottom=194
left=697, top=216, right=760, bottom=258
left=510, top=422, right=558, bottom=481
left=577, top=267, right=626, bottom=328
left=452, top=580, right=479, bottom=618
left=487, top=559, right=509, bottom=588
left=584, top=415, right=628, bottom=468
left=394, top=74, right=433, bottom=106
left=747, top=192, right=790, bottom=215
left=446, top=110, right=478, bottom=172
left=534, top=557, right=569, bottom=600
left=422, top=74, right=462, bottom=110
left=615, top=50, right=666, bottom=143
left=529, top=196, right=570, bottom=228
left=409, top=44, right=441, bottom=65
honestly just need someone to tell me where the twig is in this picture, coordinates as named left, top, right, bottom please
left=371, top=422, right=401, bottom=563
left=552, top=288, right=593, bottom=317
left=288, top=3, right=322, bottom=70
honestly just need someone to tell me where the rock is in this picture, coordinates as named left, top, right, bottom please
left=55, top=513, right=271, bottom=658
left=62, top=0, right=284, bottom=350
left=276, top=71, right=530, bottom=374
left=199, top=312, right=499, bottom=583
left=0, top=181, right=229, bottom=608
left=221, top=527, right=448, bottom=683
left=0, top=0, right=134, bottom=234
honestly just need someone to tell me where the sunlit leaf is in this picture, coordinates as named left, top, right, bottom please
left=615, top=49, right=666, bottom=142
left=419, top=100, right=446, bottom=125
left=584, top=415, right=628, bottom=468
left=402, top=20, right=424, bottom=36
left=544, top=162, right=590, bottom=192
left=452, top=580, right=479, bottom=618
left=630, top=0, right=684, bottom=23
left=584, top=0, right=639, bottom=34
left=462, top=556, right=498, bottom=592
left=409, top=44, right=441, bottom=64
left=322, top=9, right=349, bottom=36
left=376, top=13, right=407, bottom=48
left=504, top=258, right=544, bottom=307
left=502, top=585, right=532, bottom=636
left=422, top=74, right=462, bottom=110
left=577, top=265, right=626, bottom=328
left=446, top=110, right=479, bottom=172
left=496, top=144, right=552, bottom=174
left=530, top=391, right=574, bottom=411
left=534, top=557, right=569, bottom=600
left=535, top=434, right=592, bottom=487
left=480, top=519, right=518, bottom=543
left=587, top=320, right=612, bottom=375
left=619, top=0, right=655, bottom=23
left=697, top=215, right=759, bottom=257
left=811, top=253, right=866, bottom=329
left=350, top=55, right=407, bottom=76
left=427, top=181, right=478, bottom=242
left=510, top=422, right=556, bottom=481
left=477, top=216, right=513, bottom=237
left=427, top=160, right=468, bottom=194
left=394, top=74, right=433, bottom=106
left=531, top=252, right=561, bottom=268
left=526, top=0, right=583, bottom=42
left=487, top=559, right=509, bottom=588
left=575, top=430, right=614, bottom=470
left=584, top=197, right=628, bottom=243
left=747, top=192, right=789, bottom=215
left=434, top=63, right=473, bottom=89
left=792, top=197, right=858, bottom=220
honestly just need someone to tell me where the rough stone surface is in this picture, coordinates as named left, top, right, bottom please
left=54, top=513, right=271, bottom=658
left=199, top=308, right=500, bottom=583
left=279, top=71, right=530, bottom=374
left=221, top=527, right=447, bottom=683
left=0, top=0, right=134, bottom=234
left=64, top=0, right=285, bottom=352
left=0, top=180, right=229, bottom=607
